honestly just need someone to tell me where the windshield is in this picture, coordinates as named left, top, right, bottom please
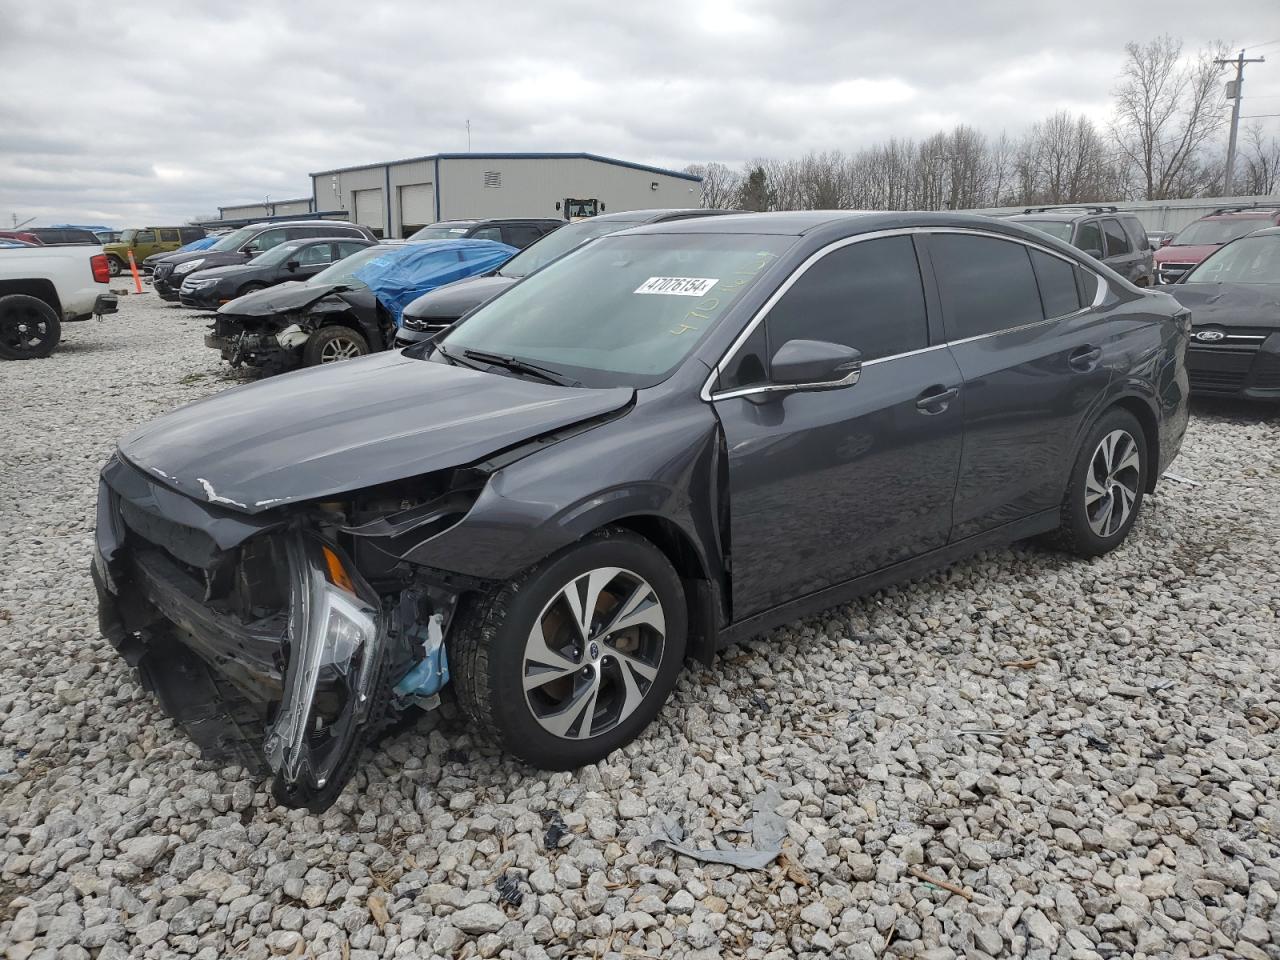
left=500, top=219, right=643, bottom=278
left=250, top=240, right=307, bottom=266
left=1184, top=235, right=1280, bottom=284
left=1015, top=219, right=1074, bottom=242
left=308, top=244, right=399, bottom=286
left=1172, top=218, right=1265, bottom=247
left=209, top=225, right=260, bottom=252
left=439, top=233, right=793, bottom=388
left=120, top=229, right=138, bottom=245
left=409, top=224, right=475, bottom=241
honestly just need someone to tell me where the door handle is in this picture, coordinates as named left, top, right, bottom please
left=916, top=384, right=960, bottom=414
left=1069, top=345, right=1102, bottom=371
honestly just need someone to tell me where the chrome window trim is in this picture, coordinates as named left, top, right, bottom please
left=701, top=225, right=1107, bottom=402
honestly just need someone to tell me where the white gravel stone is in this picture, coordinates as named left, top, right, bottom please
left=2, top=290, right=1280, bottom=959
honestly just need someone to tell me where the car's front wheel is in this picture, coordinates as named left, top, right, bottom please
left=303, top=325, right=369, bottom=365
left=1051, top=407, right=1148, bottom=556
left=450, top=528, right=687, bottom=770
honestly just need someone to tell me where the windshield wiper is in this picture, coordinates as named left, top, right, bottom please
left=461, top=349, right=580, bottom=386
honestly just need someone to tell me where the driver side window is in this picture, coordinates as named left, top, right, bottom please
left=719, top=236, right=929, bottom=391
left=248, top=229, right=288, bottom=253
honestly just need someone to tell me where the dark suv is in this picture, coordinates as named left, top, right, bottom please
left=397, top=209, right=740, bottom=345
left=1008, top=206, right=1154, bottom=286
left=1152, top=205, right=1280, bottom=284
left=152, top=221, right=377, bottom=301
left=407, top=218, right=562, bottom=248
left=95, top=211, right=1190, bottom=810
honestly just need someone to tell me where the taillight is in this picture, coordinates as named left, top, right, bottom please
left=91, top=254, right=110, bottom=284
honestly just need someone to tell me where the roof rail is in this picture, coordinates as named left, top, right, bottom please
left=1208, top=203, right=1280, bottom=216
left=1022, top=204, right=1119, bottom=215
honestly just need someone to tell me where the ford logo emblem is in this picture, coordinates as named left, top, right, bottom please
left=1193, top=328, right=1226, bottom=342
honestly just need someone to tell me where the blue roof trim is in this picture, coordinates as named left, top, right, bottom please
left=310, top=152, right=702, bottom=182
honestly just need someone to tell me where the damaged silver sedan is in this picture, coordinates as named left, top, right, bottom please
left=94, top=212, right=1189, bottom=809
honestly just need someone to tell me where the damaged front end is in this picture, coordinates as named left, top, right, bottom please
left=94, top=455, right=473, bottom=811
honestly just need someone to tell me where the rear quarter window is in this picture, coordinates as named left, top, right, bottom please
left=929, top=234, right=1044, bottom=339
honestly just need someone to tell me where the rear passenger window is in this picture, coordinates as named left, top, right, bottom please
left=929, top=234, right=1042, bottom=339
left=1075, top=222, right=1102, bottom=256
left=503, top=224, right=544, bottom=248
left=158, top=229, right=179, bottom=242
left=765, top=236, right=929, bottom=362
left=1029, top=250, right=1081, bottom=318
left=470, top=226, right=503, bottom=242
left=1102, top=219, right=1131, bottom=256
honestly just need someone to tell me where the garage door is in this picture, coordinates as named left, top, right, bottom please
left=399, top=183, right=434, bottom=236
left=353, top=189, right=385, bottom=237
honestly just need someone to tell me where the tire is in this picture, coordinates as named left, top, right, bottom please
left=0, top=294, right=62, bottom=360
left=237, top=281, right=267, bottom=297
left=1048, top=407, right=1148, bottom=557
left=302, top=325, right=369, bottom=366
left=107, top=255, right=124, bottom=277
left=450, top=527, right=687, bottom=770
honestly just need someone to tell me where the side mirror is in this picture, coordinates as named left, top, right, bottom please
left=242, top=245, right=259, bottom=256
left=1160, top=236, right=1173, bottom=247
left=285, top=260, right=300, bottom=271
left=770, top=339, right=862, bottom=389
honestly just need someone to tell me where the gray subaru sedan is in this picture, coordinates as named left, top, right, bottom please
left=94, top=211, right=1190, bottom=809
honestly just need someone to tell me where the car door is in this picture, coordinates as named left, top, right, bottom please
left=922, top=230, right=1110, bottom=540
left=131, top=228, right=157, bottom=261
left=292, top=242, right=337, bottom=280
left=710, top=233, right=965, bottom=618
left=157, top=228, right=180, bottom=254
left=1101, top=218, right=1141, bottom=283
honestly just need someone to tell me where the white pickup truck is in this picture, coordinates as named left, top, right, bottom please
left=0, top=244, right=118, bottom=360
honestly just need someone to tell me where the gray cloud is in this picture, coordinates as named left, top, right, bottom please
left=2, top=0, right=1276, bottom=226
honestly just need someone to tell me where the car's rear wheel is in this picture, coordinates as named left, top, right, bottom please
left=107, top=255, right=124, bottom=277
left=450, top=528, right=687, bottom=770
left=0, top=294, right=62, bottom=360
left=303, top=325, right=369, bottom=365
left=1050, top=407, right=1147, bottom=557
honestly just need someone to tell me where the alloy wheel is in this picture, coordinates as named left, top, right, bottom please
left=0, top=305, right=52, bottom=358
left=1085, top=429, right=1141, bottom=538
left=319, top=336, right=362, bottom=362
left=522, top=566, right=666, bottom=740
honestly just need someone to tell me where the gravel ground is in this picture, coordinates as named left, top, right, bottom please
left=1, top=289, right=1279, bottom=960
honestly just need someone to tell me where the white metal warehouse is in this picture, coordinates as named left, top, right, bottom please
left=309, top=152, right=704, bottom=238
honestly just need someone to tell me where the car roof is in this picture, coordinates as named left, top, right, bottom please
left=1204, top=210, right=1280, bottom=220
left=1009, top=212, right=1081, bottom=222
left=621, top=209, right=1091, bottom=242
left=1247, top=226, right=1280, bottom=237
left=245, top=219, right=361, bottom=230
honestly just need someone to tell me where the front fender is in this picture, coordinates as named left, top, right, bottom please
left=403, top=393, right=727, bottom=607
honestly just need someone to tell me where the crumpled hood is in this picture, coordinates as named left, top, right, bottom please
left=218, top=281, right=349, bottom=318
left=1168, top=283, right=1280, bottom=330
left=1154, top=244, right=1219, bottom=265
left=118, top=351, right=634, bottom=512
left=403, top=275, right=518, bottom=321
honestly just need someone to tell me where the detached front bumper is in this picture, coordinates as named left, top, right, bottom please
left=93, top=456, right=413, bottom=810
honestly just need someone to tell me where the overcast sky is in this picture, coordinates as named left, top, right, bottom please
left=3, top=1, right=1278, bottom=228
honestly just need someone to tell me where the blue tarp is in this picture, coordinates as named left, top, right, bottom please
left=354, top=239, right=517, bottom=325
left=176, top=235, right=218, bottom=253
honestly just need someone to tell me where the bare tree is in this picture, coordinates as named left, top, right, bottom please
left=684, top=162, right=742, bottom=209
left=1239, top=122, right=1280, bottom=196
left=1111, top=36, right=1228, bottom=200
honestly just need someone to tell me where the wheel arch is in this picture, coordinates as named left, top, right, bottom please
left=1110, top=394, right=1161, bottom=492
left=591, top=514, right=721, bottom=666
left=0, top=280, right=61, bottom=317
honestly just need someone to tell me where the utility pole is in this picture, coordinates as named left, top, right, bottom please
left=466, top=119, right=471, bottom=152
left=1216, top=49, right=1266, bottom=195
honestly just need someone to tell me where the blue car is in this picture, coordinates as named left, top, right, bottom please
left=206, top=239, right=516, bottom=371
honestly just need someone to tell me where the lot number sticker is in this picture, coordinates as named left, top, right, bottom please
left=634, top=276, right=719, bottom=297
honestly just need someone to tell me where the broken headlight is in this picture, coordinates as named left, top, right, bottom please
left=263, top=533, right=388, bottom=810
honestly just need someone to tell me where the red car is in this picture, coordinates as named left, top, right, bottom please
left=0, top=230, right=42, bottom=245
left=1154, top=205, right=1280, bottom=284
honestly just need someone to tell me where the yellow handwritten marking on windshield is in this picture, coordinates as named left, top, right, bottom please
left=669, top=323, right=698, bottom=336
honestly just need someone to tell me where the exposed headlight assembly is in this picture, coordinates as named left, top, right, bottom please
left=174, top=258, right=206, bottom=275
left=263, top=533, right=388, bottom=810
